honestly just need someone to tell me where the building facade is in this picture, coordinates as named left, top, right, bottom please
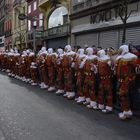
left=12, top=0, right=27, bottom=49
left=39, top=0, right=71, bottom=49
left=5, top=0, right=13, bottom=50
left=26, top=0, right=44, bottom=51
left=70, top=0, right=140, bottom=49
left=0, top=0, right=5, bottom=50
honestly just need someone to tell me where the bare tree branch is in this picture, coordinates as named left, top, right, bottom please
left=127, top=3, right=138, bottom=19
left=118, top=7, right=125, bottom=22
left=125, top=5, right=128, bottom=19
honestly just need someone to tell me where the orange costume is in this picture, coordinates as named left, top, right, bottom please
left=116, top=45, right=137, bottom=120
left=20, top=51, right=27, bottom=81
left=13, top=52, right=20, bottom=78
left=25, top=52, right=31, bottom=82
left=46, top=48, right=57, bottom=91
left=29, top=52, right=38, bottom=85
left=37, top=47, right=48, bottom=89
left=97, top=50, right=113, bottom=113
left=7, top=50, right=14, bottom=75
left=62, top=45, right=76, bottom=99
left=74, top=49, right=86, bottom=104
left=55, top=49, right=65, bottom=94
left=82, top=48, right=98, bottom=109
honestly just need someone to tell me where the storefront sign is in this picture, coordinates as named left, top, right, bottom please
left=90, top=3, right=139, bottom=24
left=90, top=9, right=113, bottom=24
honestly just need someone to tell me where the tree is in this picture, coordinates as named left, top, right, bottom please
left=14, top=24, right=27, bottom=50
left=118, top=0, right=138, bottom=44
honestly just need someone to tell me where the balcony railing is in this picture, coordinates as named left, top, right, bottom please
left=27, top=24, right=70, bottom=41
left=27, top=30, right=43, bottom=40
left=72, top=0, right=113, bottom=13
left=44, top=24, right=70, bottom=39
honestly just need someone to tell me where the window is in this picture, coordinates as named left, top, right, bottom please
left=28, top=20, right=31, bottom=31
left=33, top=1, right=37, bottom=11
left=39, top=13, right=43, bottom=27
left=33, top=21, right=37, bottom=26
left=48, top=7, right=68, bottom=28
left=28, top=5, right=31, bottom=14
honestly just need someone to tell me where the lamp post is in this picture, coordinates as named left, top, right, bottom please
left=18, top=13, right=44, bottom=52
left=32, top=25, right=37, bottom=53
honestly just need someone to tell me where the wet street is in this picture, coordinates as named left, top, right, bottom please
left=0, top=72, right=140, bottom=140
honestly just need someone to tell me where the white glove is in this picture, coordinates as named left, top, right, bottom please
left=91, top=64, right=98, bottom=74
left=42, top=60, right=45, bottom=63
left=108, top=60, right=111, bottom=66
left=71, top=62, right=75, bottom=68
left=79, top=61, right=85, bottom=69
left=31, top=62, right=36, bottom=66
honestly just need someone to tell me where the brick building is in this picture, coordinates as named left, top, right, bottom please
left=26, top=0, right=44, bottom=50
left=12, top=0, right=27, bottom=49
left=39, top=0, right=70, bottom=49
left=5, top=0, right=13, bottom=50
left=0, top=0, right=5, bottom=50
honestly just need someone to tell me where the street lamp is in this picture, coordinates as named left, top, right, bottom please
left=18, top=13, right=44, bottom=52
left=32, top=25, right=37, bottom=53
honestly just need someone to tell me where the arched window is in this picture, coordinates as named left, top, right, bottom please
left=48, top=6, right=68, bottom=29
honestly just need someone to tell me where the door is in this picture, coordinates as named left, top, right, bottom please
left=75, top=33, right=98, bottom=48
left=99, top=30, right=118, bottom=49
left=46, top=37, right=68, bottom=50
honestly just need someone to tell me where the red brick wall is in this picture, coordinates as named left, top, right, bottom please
left=27, top=0, right=43, bottom=30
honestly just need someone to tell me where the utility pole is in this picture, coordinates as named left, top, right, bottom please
left=32, top=25, right=36, bottom=53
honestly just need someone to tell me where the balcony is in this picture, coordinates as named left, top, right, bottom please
left=27, top=24, right=70, bottom=41
left=72, top=0, right=113, bottom=13
left=43, top=24, right=70, bottom=39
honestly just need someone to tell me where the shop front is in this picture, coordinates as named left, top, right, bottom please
left=70, top=0, right=140, bottom=116
left=70, top=1, right=140, bottom=49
